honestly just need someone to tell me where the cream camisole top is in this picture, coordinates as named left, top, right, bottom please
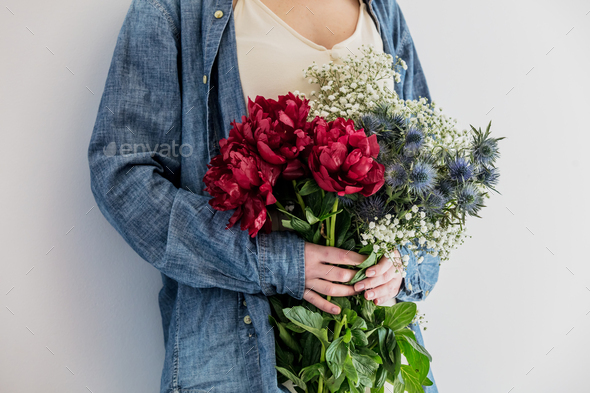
left=233, top=0, right=389, bottom=109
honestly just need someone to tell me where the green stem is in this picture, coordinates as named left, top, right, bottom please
left=292, top=180, right=306, bottom=212
left=318, top=343, right=326, bottom=393
left=333, top=315, right=347, bottom=340
left=329, top=198, right=338, bottom=247
left=274, top=201, right=286, bottom=211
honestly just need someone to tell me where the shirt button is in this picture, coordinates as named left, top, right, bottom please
left=243, top=300, right=247, bottom=307
left=243, top=315, right=252, bottom=324
left=214, top=10, right=224, bottom=19
left=330, top=50, right=340, bottom=60
left=203, top=75, right=207, bottom=84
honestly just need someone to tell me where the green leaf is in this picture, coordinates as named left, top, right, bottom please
left=396, top=330, right=431, bottom=383
left=321, top=191, right=337, bottom=217
left=326, top=336, right=348, bottom=379
left=335, top=209, right=351, bottom=247
left=343, top=356, right=359, bottom=385
left=283, top=306, right=330, bottom=347
left=360, top=296, right=377, bottom=323
left=269, top=315, right=302, bottom=353
left=300, top=362, right=327, bottom=382
left=299, top=179, right=322, bottom=196
left=325, top=371, right=346, bottom=392
left=358, top=242, right=374, bottom=254
left=330, top=297, right=351, bottom=313
left=269, top=296, right=288, bottom=323
left=348, top=250, right=379, bottom=285
left=351, top=329, right=368, bottom=347
left=275, top=366, right=307, bottom=391
left=290, top=216, right=312, bottom=232
left=399, top=365, right=423, bottom=393
left=374, top=366, right=387, bottom=390
left=312, top=225, right=321, bottom=243
left=341, top=238, right=356, bottom=252
left=281, top=219, right=294, bottom=230
left=302, top=331, right=322, bottom=367
left=318, top=209, right=343, bottom=221
left=423, top=376, right=434, bottom=386
left=377, top=327, right=397, bottom=365
left=305, top=206, right=320, bottom=225
left=306, top=190, right=322, bottom=216
left=351, top=316, right=368, bottom=331
left=396, top=329, right=432, bottom=361
left=352, top=350, right=380, bottom=387
left=284, top=322, right=306, bottom=333
left=342, top=328, right=352, bottom=344
left=383, top=302, right=417, bottom=332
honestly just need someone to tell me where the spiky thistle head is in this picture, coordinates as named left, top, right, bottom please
left=385, top=162, right=408, bottom=189
left=475, top=166, right=500, bottom=189
left=455, top=183, right=484, bottom=216
left=355, top=113, right=384, bottom=136
left=403, top=126, right=424, bottom=157
left=447, top=155, right=474, bottom=182
left=436, top=179, right=455, bottom=199
left=470, top=121, right=504, bottom=166
left=421, top=189, right=446, bottom=215
left=408, top=159, right=437, bottom=196
left=355, top=194, right=388, bottom=223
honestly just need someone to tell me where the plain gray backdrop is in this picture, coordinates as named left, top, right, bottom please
left=1, top=0, right=589, bottom=392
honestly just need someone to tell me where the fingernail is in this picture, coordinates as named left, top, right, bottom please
left=374, top=299, right=379, bottom=305
left=366, top=269, right=375, bottom=277
left=332, top=306, right=340, bottom=314
left=366, top=291, right=374, bottom=300
left=356, top=283, right=365, bottom=291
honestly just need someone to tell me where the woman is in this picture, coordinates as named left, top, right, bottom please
left=88, top=0, right=440, bottom=392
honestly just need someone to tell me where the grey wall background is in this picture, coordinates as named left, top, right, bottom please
left=1, top=0, right=589, bottom=392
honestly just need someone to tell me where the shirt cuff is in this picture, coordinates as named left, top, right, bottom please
left=256, top=230, right=306, bottom=300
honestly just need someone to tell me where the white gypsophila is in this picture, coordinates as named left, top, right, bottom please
left=360, top=205, right=470, bottom=275
left=300, top=44, right=471, bottom=153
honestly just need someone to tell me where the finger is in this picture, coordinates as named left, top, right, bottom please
left=364, top=278, right=402, bottom=305
left=303, top=289, right=341, bottom=314
left=321, top=246, right=367, bottom=266
left=310, top=278, right=359, bottom=297
left=354, top=270, right=393, bottom=292
left=316, top=265, right=357, bottom=283
left=365, top=256, right=393, bottom=278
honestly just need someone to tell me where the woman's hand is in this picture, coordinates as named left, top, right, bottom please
left=304, top=242, right=366, bottom=314
left=353, top=250, right=403, bottom=306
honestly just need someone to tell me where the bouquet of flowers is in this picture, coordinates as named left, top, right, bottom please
left=203, top=45, right=504, bottom=393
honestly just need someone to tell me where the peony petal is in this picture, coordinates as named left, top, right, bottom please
left=367, top=134, right=380, bottom=157
left=257, top=141, right=287, bottom=165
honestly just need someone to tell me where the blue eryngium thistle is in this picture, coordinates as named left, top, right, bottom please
left=475, top=166, right=500, bottom=190
left=403, top=127, right=424, bottom=156
left=447, top=156, right=474, bottom=182
left=356, top=194, right=388, bottom=223
left=355, top=113, right=384, bottom=136
left=471, top=121, right=504, bottom=165
left=408, top=160, right=436, bottom=196
left=456, top=183, right=484, bottom=216
left=473, top=139, right=500, bottom=165
left=422, top=189, right=446, bottom=214
left=385, top=162, right=408, bottom=188
left=436, top=179, right=455, bottom=199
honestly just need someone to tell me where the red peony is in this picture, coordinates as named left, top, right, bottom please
left=308, top=117, right=385, bottom=197
left=227, top=94, right=313, bottom=180
left=203, top=139, right=281, bottom=237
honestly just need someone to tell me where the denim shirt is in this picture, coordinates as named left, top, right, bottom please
left=87, top=0, right=440, bottom=392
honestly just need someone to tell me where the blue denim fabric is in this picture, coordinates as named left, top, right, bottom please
left=87, top=0, right=439, bottom=392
